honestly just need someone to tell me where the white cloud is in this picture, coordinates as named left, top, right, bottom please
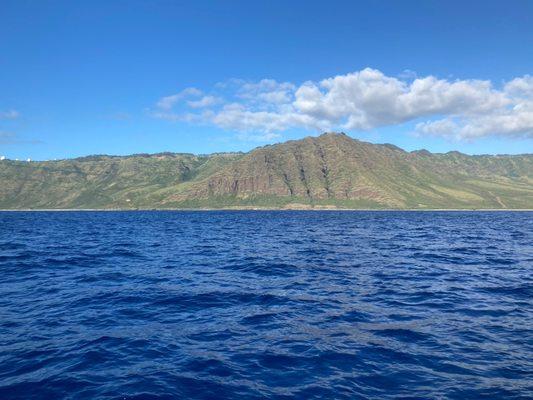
left=150, top=68, right=533, bottom=141
left=417, top=101, right=533, bottom=140
left=156, top=87, right=202, bottom=110
left=0, top=110, right=20, bottom=119
left=187, top=95, right=222, bottom=108
left=415, top=119, right=459, bottom=138
left=297, top=70, right=509, bottom=130
left=237, top=79, right=296, bottom=105
left=210, top=103, right=318, bottom=133
left=504, top=75, right=533, bottom=98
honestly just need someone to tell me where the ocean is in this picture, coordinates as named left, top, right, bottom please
left=0, top=211, right=531, bottom=399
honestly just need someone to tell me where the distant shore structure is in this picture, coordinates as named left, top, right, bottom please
left=0, top=156, right=5, bottom=161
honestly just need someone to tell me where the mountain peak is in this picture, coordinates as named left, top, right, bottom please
left=319, top=131, right=347, bottom=137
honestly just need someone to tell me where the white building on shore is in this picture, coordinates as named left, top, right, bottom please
left=0, top=156, right=5, bottom=161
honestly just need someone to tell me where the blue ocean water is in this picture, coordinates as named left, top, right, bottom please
left=0, top=211, right=531, bottom=400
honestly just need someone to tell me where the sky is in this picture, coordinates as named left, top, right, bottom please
left=1, top=0, right=532, bottom=160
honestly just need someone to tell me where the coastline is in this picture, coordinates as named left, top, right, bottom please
left=1, top=208, right=532, bottom=212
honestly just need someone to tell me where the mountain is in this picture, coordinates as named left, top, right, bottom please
left=1, top=133, right=532, bottom=209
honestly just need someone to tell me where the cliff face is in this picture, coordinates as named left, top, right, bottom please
left=1, top=133, right=532, bottom=209
left=179, top=134, right=397, bottom=202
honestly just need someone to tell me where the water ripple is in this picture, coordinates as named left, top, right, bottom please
left=0, top=210, right=532, bottom=399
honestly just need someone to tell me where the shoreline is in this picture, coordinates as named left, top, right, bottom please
left=1, top=208, right=532, bottom=212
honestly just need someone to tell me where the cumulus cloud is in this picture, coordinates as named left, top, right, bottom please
left=150, top=68, right=533, bottom=140
left=416, top=102, right=533, bottom=140
left=0, top=110, right=20, bottom=119
left=504, top=75, right=533, bottom=98
left=237, top=79, right=296, bottom=105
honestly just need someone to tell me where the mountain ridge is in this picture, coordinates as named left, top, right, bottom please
left=1, top=133, right=532, bottom=209
left=5, top=132, right=531, bottom=161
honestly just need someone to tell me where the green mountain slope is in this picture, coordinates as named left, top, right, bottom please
left=0, top=152, right=242, bottom=209
left=1, top=133, right=532, bottom=209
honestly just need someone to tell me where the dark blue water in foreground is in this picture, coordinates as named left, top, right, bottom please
left=0, top=211, right=532, bottom=399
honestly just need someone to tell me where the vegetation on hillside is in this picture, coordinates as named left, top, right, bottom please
left=1, top=133, right=531, bottom=209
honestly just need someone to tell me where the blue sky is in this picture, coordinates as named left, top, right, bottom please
left=1, top=0, right=532, bottom=160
